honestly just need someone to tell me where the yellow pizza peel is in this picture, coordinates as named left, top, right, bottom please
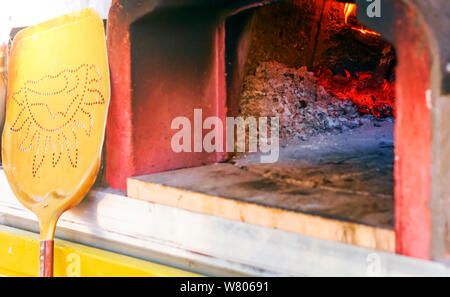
left=2, top=9, right=110, bottom=277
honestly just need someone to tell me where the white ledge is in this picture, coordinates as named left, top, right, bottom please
left=0, top=169, right=448, bottom=276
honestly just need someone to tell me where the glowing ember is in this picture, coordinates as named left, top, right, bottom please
left=344, top=3, right=380, bottom=36
left=315, top=67, right=395, bottom=117
left=240, top=62, right=393, bottom=145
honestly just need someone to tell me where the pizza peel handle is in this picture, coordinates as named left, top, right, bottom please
left=2, top=9, right=110, bottom=277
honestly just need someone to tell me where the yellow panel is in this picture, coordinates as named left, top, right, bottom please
left=0, top=225, right=201, bottom=277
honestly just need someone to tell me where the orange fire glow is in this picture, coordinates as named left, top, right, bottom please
left=344, top=3, right=380, bottom=36
left=309, top=3, right=395, bottom=118
left=315, top=67, right=395, bottom=118
left=344, top=3, right=356, bottom=24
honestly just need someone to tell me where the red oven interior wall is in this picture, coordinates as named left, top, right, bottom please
left=106, top=5, right=228, bottom=190
left=105, top=3, right=133, bottom=190
left=394, top=10, right=432, bottom=259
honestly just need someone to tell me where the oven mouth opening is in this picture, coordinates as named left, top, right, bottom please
left=224, top=0, right=396, bottom=229
left=106, top=0, right=444, bottom=259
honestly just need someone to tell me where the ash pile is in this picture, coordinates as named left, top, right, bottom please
left=239, top=61, right=393, bottom=145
